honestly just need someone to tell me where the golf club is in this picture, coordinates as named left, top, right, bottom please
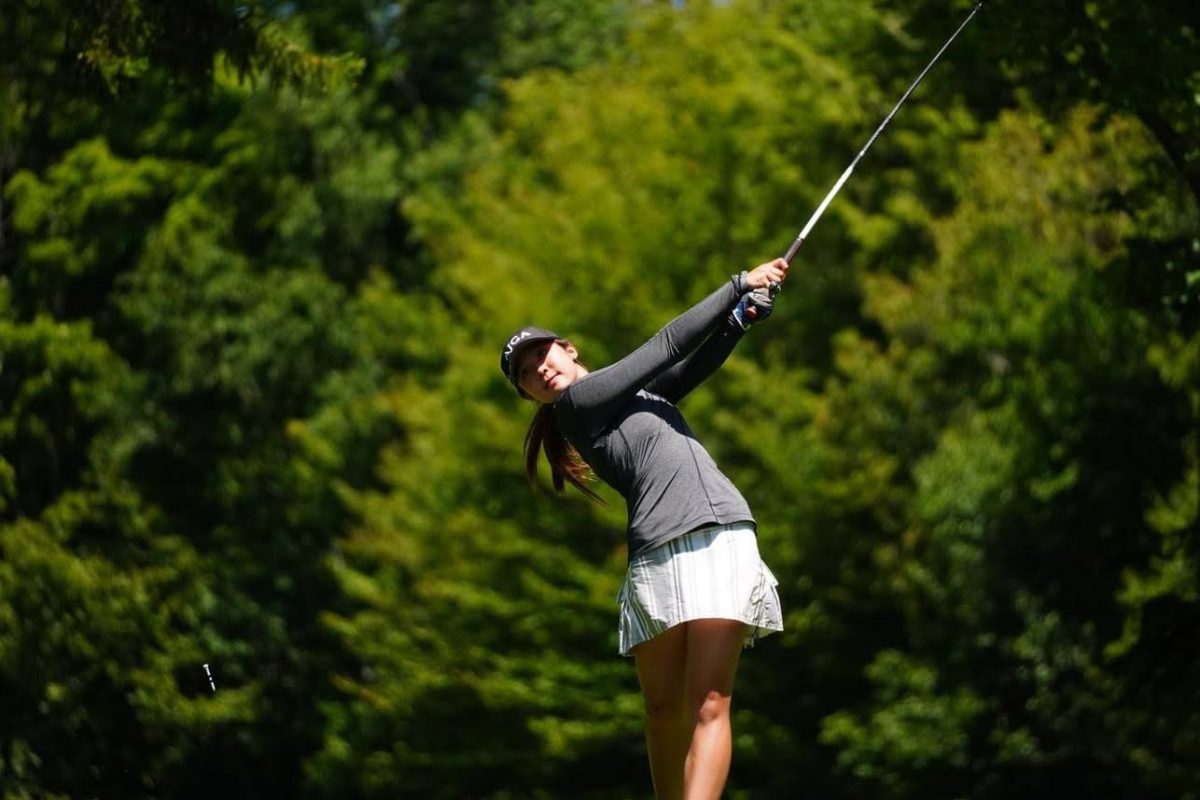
left=781, top=0, right=987, bottom=266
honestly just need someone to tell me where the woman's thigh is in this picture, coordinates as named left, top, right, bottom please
left=633, top=623, right=689, bottom=715
left=683, top=619, right=746, bottom=714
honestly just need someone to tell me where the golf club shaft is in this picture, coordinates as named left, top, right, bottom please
left=781, top=0, right=985, bottom=265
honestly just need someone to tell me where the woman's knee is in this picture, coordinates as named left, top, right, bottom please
left=690, top=688, right=732, bottom=726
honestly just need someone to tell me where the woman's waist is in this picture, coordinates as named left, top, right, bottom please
left=626, top=511, right=756, bottom=561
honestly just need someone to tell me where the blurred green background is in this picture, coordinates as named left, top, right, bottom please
left=2, top=1, right=1198, bottom=798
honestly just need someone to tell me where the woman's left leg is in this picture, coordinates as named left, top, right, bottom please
left=682, top=618, right=747, bottom=800
left=634, top=623, right=691, bottom=800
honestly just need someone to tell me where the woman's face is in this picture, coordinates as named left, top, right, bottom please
left=516, top=340, right=585, bottom=403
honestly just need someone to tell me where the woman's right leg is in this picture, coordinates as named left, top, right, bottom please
left=633, top=623, right=691, bottom=800
left=682, top=618, right=747, bottom=800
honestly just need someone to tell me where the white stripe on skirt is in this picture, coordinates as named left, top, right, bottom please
left=616, top=522, right=784, bottom=656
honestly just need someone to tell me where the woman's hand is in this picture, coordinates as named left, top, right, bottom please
left=730, top=287, right=775, bottom=330
left=744, top=258, right=789, bottom=290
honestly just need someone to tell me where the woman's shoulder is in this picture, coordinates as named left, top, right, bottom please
left=553, top=369, right=614, bottom=433
left=555, top=367, right=605, bottom=406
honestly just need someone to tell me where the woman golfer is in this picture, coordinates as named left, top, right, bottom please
left=499, top=260, right=787, bottom=799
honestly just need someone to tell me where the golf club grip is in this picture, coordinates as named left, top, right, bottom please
left=783, top=236, right=804, bottom=265
left=765, top=237, right=803, bottom=297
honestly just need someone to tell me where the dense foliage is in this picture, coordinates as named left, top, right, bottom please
left=2, top=1, right=1197, bottom=798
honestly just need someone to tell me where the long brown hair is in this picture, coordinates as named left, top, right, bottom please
left=524, top=402, right=604, bottom=505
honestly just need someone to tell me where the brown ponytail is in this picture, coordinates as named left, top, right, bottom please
left=524, top=403, right=604, bottom=504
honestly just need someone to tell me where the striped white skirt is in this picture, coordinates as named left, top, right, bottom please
left=617, top=521, right=784, bottom=656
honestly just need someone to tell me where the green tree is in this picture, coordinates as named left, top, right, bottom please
left=807, top=107, right=1199, bottom=797
left=3, top=0, right=636, bottom=795
left=4, top=0, right=1198, bottom=797
left=313, top=2, right=915, bottom=796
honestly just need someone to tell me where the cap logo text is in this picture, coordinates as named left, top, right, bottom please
left=504, top=331, right=533, bottom=361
